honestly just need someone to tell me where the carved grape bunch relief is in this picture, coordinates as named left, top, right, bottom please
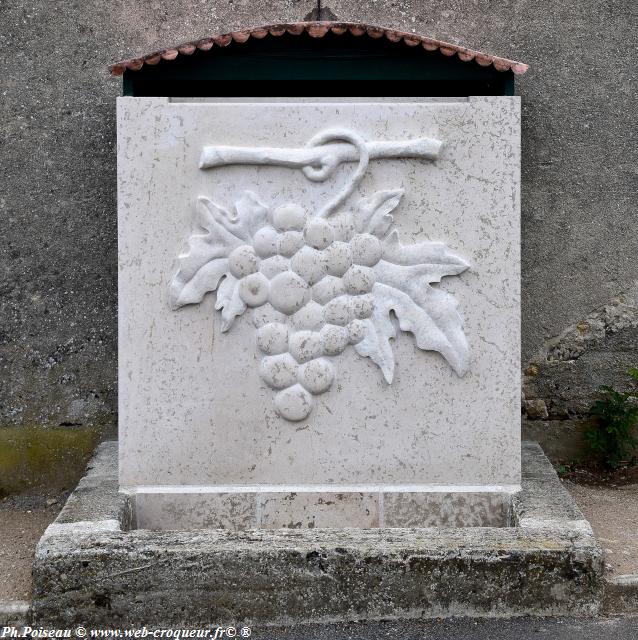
left=170, top=129, right=470, bottom=421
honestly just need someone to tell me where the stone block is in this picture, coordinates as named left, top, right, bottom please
left=134, top=492, right=258, bottom=530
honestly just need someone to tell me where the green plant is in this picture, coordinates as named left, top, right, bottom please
left=585, top=368, right=638, bottom=469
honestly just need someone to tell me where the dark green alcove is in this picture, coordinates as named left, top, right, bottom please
left=123, top=30, right=515, bottom=97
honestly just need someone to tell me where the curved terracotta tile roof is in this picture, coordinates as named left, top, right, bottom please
left=109, top=21, right=529, bottom=77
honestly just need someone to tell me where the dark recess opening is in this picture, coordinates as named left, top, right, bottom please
left=123, top=31, right=515, bottom=97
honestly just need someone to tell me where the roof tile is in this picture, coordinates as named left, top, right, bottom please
left=109, top=21, right=529, bottom=77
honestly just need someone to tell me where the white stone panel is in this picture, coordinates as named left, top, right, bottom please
left=118, top=97, right=521, bottom=520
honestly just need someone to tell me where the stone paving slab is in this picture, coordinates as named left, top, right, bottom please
left=565, top=481, right=638, bottom=577
left=0, top=497, right=62, bottom=600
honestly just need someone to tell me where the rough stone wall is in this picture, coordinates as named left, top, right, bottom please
left=523, top=284, right=638, bottom=420
left=522, top=283, right=638, bottom=459
left=1, top=1, right=637, bottom=434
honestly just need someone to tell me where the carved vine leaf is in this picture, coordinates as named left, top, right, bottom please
left=169, top=191, right=268, bottom=330
left=355, top=189, right=404, bottom=237
left=170, top=129, right=469, bottom=421
left=353, top=191, right=470, bottom=383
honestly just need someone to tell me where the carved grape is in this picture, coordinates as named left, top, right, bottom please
left=277, top=230, right=305, bottom=257
left=352, top=293, right=374, bottom=319
left=323, top=295, right=354, bottom=326
left=312, top=275, right=346, bottom=305
left=289, top=330, right=323, bottom=363
left=291, top=301, right=324, bottom=331
left=323, top=241, right=353, bottom=277
left=251, top=304, right=287, bottom=329
left=304, top=218, right=335, bottom=250
left=268, top=271, right=310, bottom=315
left=274, top=384, right=313, bottom=421
left=259, top=353, right=298, bottom=390
left=298, top=358, right=335, bottom=394
left=351, top=233, right=382, bottom=267
left=238, top=272, right=270, bottom=307
left=347, top=319, right=366, bottom=344
left=272, top=203, right=307, bottom=231
left=236, top=213, right=398, bottom=410
left=343, top=264, right=375, bottom=295
left=256, top=322, right=289, bottom=355
left=319, top=324, right=349, bottom=356
left=228, top=245, right=259, bottom=279
left=259, top=255, right=289, bottom=279
left=252, top=226, right=279, bottom=258
left=290, top=245, right=329, bottom=286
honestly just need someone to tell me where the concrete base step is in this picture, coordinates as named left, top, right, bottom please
left=0, top=600, right=30, bottom=626
left=604, top=575, right=638, bottom=614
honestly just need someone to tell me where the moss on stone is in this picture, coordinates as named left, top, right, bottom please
left=0, top=426, right=99, bottom=496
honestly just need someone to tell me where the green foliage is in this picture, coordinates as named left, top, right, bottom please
left=556, top=461, right=578, bottom=476
left=585, top=368, right=638, bottom=469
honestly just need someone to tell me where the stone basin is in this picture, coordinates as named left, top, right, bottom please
left=32, top=441, right=603, bottom=626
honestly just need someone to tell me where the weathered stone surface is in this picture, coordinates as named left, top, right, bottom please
left=259, top=492, right=380, bottom=529
left=32, top=442, right=604, bottom=625
left=514, top=442, right=588, bottom=527
left=383, top=492, right=512, bottom=528
left=53, top=441, right=130, bottom=527
left=523, top=283, right=638, bottom=421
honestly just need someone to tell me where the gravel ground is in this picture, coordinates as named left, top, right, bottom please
left=0, top=495, right=63, bottom=600
left=564, top=480, right=638, bottom=576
